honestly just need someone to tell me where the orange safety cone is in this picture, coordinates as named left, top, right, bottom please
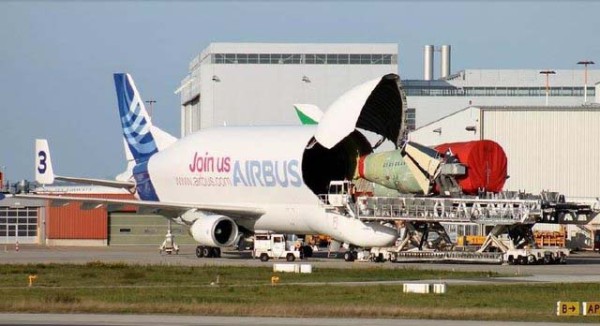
left=15, top=241, right=19, bottom=252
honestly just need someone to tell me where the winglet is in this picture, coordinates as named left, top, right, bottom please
left=35, top=139, right=55, bottom=185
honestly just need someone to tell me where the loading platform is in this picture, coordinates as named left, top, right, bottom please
left=319, top=185, right=596, bottom=264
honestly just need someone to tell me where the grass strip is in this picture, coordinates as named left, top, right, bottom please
left=1, top=263, right=598, bottom=322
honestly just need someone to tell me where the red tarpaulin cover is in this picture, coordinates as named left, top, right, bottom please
left=435, top=140, right=507, bottom=194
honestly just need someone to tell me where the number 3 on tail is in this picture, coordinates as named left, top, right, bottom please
left=37, top=151, right=47, bottom=174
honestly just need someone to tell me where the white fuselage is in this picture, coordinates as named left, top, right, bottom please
left=144, top=126, right=398, bottom=247
left=148, top=126, right=323, bottom=233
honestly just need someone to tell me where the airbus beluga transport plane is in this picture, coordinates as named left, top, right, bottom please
left=14, top=73, right=501, bottom=258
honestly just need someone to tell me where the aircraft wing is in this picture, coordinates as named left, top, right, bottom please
left=54, top=176, right=136, bottom=192
left=12, top=193, right=265, bottom=220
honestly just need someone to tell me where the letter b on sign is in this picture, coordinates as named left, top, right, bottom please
left=557, top=301, right=580, bottom=316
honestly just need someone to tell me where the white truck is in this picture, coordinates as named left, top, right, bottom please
left=253, top=233, right=302, bottom=262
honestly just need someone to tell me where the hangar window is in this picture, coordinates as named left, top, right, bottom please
left=271, top=54, right=283, bottom=64
left=360, top=54, right=371, bottom=64
left=293, top=54, right=302, bottom=64
left=119, top=228, right=131, bottom=233
left=225, top=54, right=236, bottom=64
left=259, top=54, right=270, bottom=64
left=315, top=54, right=326, bottom=64
left=237, top=54, right=248, bottom=64
left=213, top=54, right=224, bottom=64
left=281, top=54, right=293, bottom=64
left=338, top=54, right=349, bottom=64
left=210, top=53, right=397, bottom=65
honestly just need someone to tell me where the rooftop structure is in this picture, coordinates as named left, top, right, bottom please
left=405, top=69, right=600, bottom=129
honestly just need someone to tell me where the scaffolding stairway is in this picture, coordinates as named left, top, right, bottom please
left=319, top=190, right=597, bottom=264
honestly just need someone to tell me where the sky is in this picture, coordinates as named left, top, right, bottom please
left=1, top=1, right=599, bottom=182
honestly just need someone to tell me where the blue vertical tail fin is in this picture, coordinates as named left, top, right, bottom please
left=114, top=73, right=160, bottom=164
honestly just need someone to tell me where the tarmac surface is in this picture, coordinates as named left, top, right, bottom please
left=2, top=244, right=600, bottom=284
left=0, top=314, right=590, bottom=326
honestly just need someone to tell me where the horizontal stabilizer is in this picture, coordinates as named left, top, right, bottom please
left=34, top=139, right=136, bottom=191
left=54, top=176, right=135, bottom=191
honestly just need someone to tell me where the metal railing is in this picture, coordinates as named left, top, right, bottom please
left=319, top=194, right=542, bottom=224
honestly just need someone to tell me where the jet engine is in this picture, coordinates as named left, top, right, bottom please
left=188, top=214, right=239, bottom=247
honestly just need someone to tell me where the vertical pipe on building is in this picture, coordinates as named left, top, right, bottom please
left=440, top=45, right=451, bottom=79
left=423, top=45, right=434, bottom=81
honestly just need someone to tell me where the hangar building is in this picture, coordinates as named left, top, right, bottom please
left=0, top=186, right=196, bottom=246
left=179, top=44, right=600, bottom=133
left=409, top=104, right=600, bottom=249
left=0, top=196, right=45, bottom=245
left=405, top=69, right=600, bottom=128
left=177, top=43, right=399, bottom=136
left=410, top=105, right=600, bottom=198
left=405, top=45, right=600, bottom=128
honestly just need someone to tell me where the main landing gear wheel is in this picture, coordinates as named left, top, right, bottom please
left=202, top=246, right=211, bottom=257
left=196, top=246, right=221, bottom=258
left=344, top=251, right=355, bottom=262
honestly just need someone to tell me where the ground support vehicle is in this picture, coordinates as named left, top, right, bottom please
left=253, top=233, right=302, bottom=262
left=159, top=226, right=179, bottom=255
